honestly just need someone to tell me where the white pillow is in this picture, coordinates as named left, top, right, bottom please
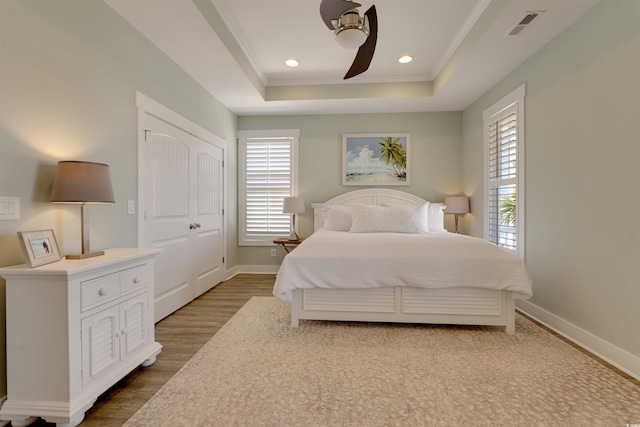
left=428, top=203, right=446, bottom=232
left=349, top=203, right=429, bottom=233
left=323, top=205, right=352, bottom=231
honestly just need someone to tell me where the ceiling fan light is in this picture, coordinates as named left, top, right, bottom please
left=334, top=10, right=368, bottom=49
left=335, top=28, right=367, bottom=49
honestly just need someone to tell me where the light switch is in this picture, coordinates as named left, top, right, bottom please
left=0, top=196, right=20, bottom=220
left=127, top=200, right=135, bottom=215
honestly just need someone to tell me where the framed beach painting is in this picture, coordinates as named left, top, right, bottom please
left=342, top=133, right=410, bottom=186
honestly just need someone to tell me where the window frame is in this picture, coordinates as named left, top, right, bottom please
left=483, top=84, right=526, bottom=258
left=238, top=129, right=300, bottom=246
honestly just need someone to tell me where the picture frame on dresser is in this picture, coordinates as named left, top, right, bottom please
left=17, top=229, right=62, bottom=267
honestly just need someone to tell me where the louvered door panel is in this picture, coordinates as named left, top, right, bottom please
left=121, top=294, right=148, bottom=357
left=82, top=306, right=120, bottom=386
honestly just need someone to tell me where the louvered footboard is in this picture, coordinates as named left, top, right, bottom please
left=290, top=287, right=515, bottom=334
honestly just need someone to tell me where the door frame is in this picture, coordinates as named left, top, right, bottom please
left=134, top=91, right=227, bottom=274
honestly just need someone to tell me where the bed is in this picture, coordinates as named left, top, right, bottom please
left=273, top=189, right=533, bottom=334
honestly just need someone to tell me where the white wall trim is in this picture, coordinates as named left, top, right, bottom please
left=135, top=92, right=226, bottom=146
left=224, top=265, right=279, bottom=282
left=235, top=265, right=280, bottom=275
left=517, top=300, right=640, bottom=381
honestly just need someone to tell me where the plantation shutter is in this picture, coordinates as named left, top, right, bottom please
left=245, top=138, right=292, bottom=237
left=239, top=130, right=299, bottom=246
left=487, top=106, right=518, bottom=252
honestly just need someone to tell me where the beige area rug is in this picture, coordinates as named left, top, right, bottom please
left=125, top=297, right=640, bottom=427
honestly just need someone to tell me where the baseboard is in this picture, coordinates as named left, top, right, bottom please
left=225, top=265, right=279, bottom=280
left=225, top=265, right=240, bottom=281
left=517, top=300, right=640, bottom=381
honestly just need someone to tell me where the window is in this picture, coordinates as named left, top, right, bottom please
left=483, top=85, right=525, bottom=257
left=238, top=129, right=299, bottom=246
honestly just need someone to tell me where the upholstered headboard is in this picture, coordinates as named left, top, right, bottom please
left=312, top=189, right=428, bottom=231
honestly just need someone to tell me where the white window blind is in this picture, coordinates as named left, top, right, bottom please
left=484, top=85, right=525, bottom=257
left=239, top=130, right=299, bottom=246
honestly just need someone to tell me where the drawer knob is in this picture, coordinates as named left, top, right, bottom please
left=98, top=288, right=107, bottom=296
left=133, top=276, right=140, bottom=284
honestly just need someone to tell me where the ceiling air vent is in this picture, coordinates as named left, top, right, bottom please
left=507, top=11, right=543, bottom=36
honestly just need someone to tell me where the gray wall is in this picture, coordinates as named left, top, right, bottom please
left=462, top=0, right=640, bottom=358
left=238, top=112, right=463, bottom=266
left=0, top=0, right=237, bottom=396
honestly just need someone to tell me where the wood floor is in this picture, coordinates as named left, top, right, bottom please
left=33, top=274, right=275, bottom=427
left=32, top=273, right=637, bottom=426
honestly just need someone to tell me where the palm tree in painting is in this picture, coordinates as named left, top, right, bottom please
left=378, top=137, right=406, bottom=178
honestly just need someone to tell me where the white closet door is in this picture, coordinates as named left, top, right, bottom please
left=191, top=138, right=225, bottom=297
left=141, top=115, right=224, bottom=321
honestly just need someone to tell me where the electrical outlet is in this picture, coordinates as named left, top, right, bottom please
left=270, top=248, right=276, bottom=257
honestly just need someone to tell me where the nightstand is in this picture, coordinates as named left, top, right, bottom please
left=273, top=237, right=305, bottom=253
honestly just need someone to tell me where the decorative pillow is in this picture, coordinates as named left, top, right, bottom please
left=428, top=203, right=447, bottom=232
left=323, top=205, right=352, bottom=231
left=349, top=203, right=429, bottom=233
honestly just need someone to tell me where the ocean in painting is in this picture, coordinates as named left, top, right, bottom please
left=344, top=135, right=408, bottom=184
left=345, top=171, right=406, bottom=183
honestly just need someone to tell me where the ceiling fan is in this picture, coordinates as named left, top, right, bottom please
left=319, top=0, right=378, bottom=80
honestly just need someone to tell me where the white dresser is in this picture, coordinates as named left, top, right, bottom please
left=0, top=248, right=162, bottom=427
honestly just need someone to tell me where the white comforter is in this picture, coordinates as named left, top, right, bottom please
left=273, top=229, right=533, bottom=301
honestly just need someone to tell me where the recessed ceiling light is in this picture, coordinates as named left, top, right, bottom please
left=285, top=59, right=299, bottom=67
left=398, top=56, right=413, bottom=64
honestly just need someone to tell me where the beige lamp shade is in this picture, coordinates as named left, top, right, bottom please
left=282, top=196, right=305, bottom=214
left=50, top=161, right=115, bottom=204
left=50, top=161, right=115, bottom=259
left=444, top=196, right=469, bottom=234
left=282, top=196, right=304, bottom=240
left=444, top=196, right=470, bottom=214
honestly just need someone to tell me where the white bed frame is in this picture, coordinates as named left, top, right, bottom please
left=290, top=189, right=516, bottom=334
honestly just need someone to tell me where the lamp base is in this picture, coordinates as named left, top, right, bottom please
left=65, top=250, right=105, bottom=260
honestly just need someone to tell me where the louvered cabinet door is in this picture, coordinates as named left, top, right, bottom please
left=120, top=293, right=150, bottom=359
left=82, top=305, right=121, bottom=386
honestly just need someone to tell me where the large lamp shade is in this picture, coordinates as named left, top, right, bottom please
left=50, top=161, right=115, bottom=204
left=50, top=161, right=115, bottom=259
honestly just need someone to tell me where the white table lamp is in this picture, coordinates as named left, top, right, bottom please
left=444, top=196, right=470, bottom=234
left=282, top=196, right=305, bottom=240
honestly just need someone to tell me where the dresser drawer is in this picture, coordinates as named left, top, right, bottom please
left=81, top=273, right=120, bottom=311
left=120, top=265, right=151, bottom=294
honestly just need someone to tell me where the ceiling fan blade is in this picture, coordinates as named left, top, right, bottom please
left=320, top=0, right=361, bottom=30
left=344, top=5, right=377, bottom=79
